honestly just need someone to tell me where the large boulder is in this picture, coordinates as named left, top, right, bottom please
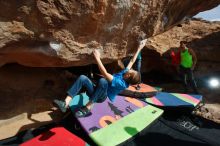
left=142, top=19, right=220, bottom=73
left=0, top=0, right=219, bottom=67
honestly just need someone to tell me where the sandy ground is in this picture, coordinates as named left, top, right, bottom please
left=0, top=64, right=219, bottom=140
left=0, top=64, right=71, bottom=140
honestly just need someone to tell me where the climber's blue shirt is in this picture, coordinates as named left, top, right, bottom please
left=107, top=68, right=129, bottom=102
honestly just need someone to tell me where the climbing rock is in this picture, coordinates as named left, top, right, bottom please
left=0, top=0, right=219, bottom=67
left=140, top=19, right=220, bottom=73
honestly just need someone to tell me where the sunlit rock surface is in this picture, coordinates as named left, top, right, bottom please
left=143, top=19, right=220, bottom=73
left=0, top=0, right=219, bottom=67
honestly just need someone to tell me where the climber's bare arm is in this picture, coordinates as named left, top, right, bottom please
left=126, top=39, right=147, bottom=70
left=93, top=50, right=113, bottom=82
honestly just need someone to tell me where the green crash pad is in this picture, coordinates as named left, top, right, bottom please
left=90, top=105, right=163, bottom=146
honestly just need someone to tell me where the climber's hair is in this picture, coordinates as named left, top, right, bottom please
left=124, top=70, right=141, bottom=85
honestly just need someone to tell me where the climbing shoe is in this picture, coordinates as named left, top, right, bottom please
left=53, top=99, right=67, bottom=113
left=75, top=106, right=92, bottom=118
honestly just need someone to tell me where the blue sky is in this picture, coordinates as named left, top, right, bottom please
left=194, top=5, right=220, bottom=21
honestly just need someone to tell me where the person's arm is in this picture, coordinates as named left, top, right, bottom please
left=118, top=60, right=125, bottom=69
left=93, top=49, right=113, bottom=82
left=189, top=48, right=197, bottom=69
left=126, top=39, right=147, bottom=70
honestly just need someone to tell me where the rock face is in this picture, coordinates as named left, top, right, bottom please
left=147, top=19, right=220, bottom=55
left=0, top=0, right=220, bottom=67
left=142, top=19, right=220, bottom=73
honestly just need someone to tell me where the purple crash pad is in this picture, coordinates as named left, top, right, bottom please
left=69, top=94, right=147, bottom=134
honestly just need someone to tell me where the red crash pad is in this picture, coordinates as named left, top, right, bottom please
left=20, top=127, right=87, bottom=146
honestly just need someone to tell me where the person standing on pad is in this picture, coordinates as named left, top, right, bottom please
left=53, top=39, right=147, bottom=117
left=135, top=52, right=142, bottom=90
left=179, top=41, right=198, bottom=94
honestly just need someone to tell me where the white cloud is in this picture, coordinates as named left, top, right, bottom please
left=210, top=18, right=220, bottom=22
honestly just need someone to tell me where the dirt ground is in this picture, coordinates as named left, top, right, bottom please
left=0, top=64, right=73, bottom=140
left=0, top=64, right=219, bottom=140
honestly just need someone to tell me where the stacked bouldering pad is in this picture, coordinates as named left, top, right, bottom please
left=120, top=83, right=203, bottom=109
left=20, top=83, right=203, bottom=146
left=69, top=93, right=163, bottom=146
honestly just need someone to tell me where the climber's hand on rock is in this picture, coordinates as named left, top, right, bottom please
left=93, top=49, right=101, bottom=59
left=138, top=39, right=148, bottom=50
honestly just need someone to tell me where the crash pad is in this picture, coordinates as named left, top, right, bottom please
left=119, top=83, right=159, bottom=98
left=144, top=92, right=203, bottom=108
left=69, top=94, right=163, bottom=146
left=20, top=127, right=88, bottom=146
